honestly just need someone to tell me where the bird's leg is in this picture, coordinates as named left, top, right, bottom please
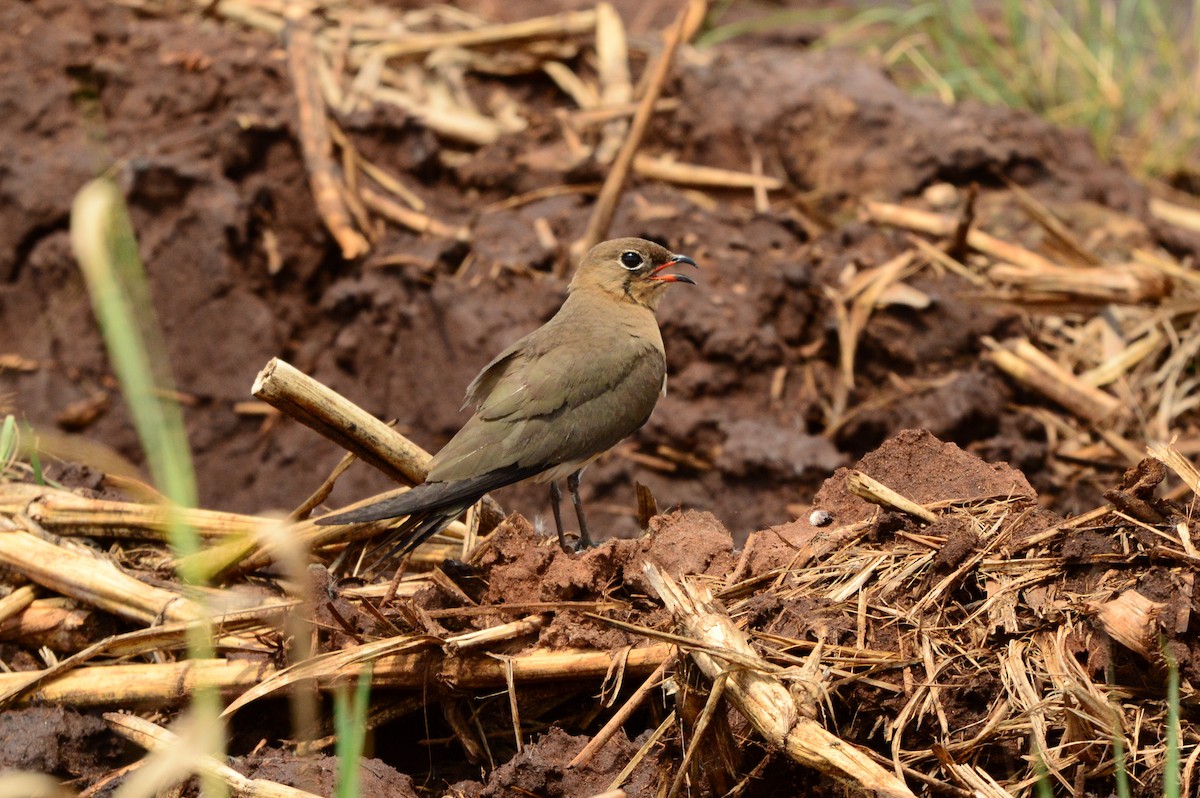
left=567, top=470, right=592, bottom=548
left=548, top=481, right=571, bottom=551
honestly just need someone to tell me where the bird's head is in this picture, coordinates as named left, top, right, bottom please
left=570, top=237, right=698, bottom=309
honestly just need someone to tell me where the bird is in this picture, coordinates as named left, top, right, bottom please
left=316, top=237, right=698, bottom=560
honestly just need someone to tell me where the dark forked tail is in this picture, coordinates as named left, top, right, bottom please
left=314, top=463, right=546, bottom=559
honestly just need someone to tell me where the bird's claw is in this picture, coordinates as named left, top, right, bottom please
left=557, top=532, right=593, bottom=554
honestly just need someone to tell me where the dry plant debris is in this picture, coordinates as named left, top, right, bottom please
left=3, top=429, right=1199, bottom=796
left=860, top=193, right=1200, bottom=478
left=108, top=0, right=768, bottom=267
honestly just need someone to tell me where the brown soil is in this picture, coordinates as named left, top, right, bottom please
left=2, top=1, right=1199, bottom=796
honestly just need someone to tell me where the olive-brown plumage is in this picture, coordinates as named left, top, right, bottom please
left=316, top=237, right=697, bottom=556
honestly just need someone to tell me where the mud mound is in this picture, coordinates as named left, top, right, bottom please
left=3, top=0, right=1193, bottom=544
left=3, top=429, right=1197, bottom=798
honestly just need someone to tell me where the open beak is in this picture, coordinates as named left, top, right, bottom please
left=650, top=254, right=698, bottom=284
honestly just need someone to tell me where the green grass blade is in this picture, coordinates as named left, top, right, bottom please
left=0, top=415, right=16, bottom=476
left=70, top=177, right=226, bottom=798
left=1165, top=644, right=1181, bottom=798
left=69, top=179, right=202, bottom=570
left=1111, top=706, right=1131, bottom=798
left=334, top=664, right=374, bottom=798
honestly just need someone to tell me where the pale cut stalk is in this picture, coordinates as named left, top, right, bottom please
left=0, top=526, right=204, bottom=625
left=0, top=644, right=672, bottom=708
left=987, top=262, right=1170, bottom=304
left=444, top=615, right=545, bottom=654
left=1, top=483, right=272, bottom=540
left=632, top=154, right=784, bottom=190
left=1091, top=589, right=1167, bottom=662
left=106, top=712, right=322, bottom=798
left=253, top=358, right=431, bottom=484
left=845, top=470, right=938, bottom=524
left=0, top=584, right=38, bottom=625
left=864, top=199, right=1061, bottom=273
left=984, top=337, right=1123, bottom=424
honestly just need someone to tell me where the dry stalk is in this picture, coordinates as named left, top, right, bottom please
left=0, top=482, right=271, bottom=540
left=0, top=597, right=97, bottom=651
left=0, top=524, right=204, bottom=625
left=1090, top=589, right=1166, bottom=663
left=0, top=658, right=265, bottom=707
left=864, top=200, right=1060, bottom=272
left=569, top=652, right=676, bottom=768
left=359, top=185, right=468, bottom=240
left=987, top=262, right=1171, bottom=305
left=365, top=10, right=597, bottom=59
left=252, top=358, right=432, bottom=484
left=0, top=583, right=38, bottom=625
left=984, top=337, right=1123, bottom=424
left=593, top=3, right=631, bottom=164
left=832, top=251, right=919, bottom=392
left=643, top=562, right=917, bottom=798
left=443, top=614, right=544, bottom=654
left=1079, top=329, right=1163, bottom=387
left=632, top=154, right=784, bottom=191
left=0, top=643, right=671, bottom=709
left=608, top=711, right=675, bottom=792
left=0, top=600, right=290, bottom=708
left=1148, top=441, right=1200, bottom=495
left=845, top=471, right=937, bottom=524
left=998, top=172, right=1100, bottom=266
left=285, top=18, right=369, bottom=260
left=367, top=83, right=510, bottom=145
left=575, top=3, right=694, bottom=259
left=1150, top=197, right=1200, bottom=234
left=105, top=712, right=322, bottom=798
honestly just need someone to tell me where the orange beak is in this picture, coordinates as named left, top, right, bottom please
left=650, top=254, right=698, bottom=284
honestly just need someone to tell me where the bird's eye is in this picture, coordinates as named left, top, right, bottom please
left=620, top=251, right=643, bottom=270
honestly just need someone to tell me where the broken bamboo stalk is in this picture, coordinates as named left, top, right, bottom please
left=0, top=597, right=107, bottom=653
left=643, top=563, right=916, bottom=798
left=0, top=482, right=271, bottom=540
left=845, top=471, right=937, bottom=524
left=1089, top=589, right=1166, bottom=663
left=252, top=357, right=431, bottom=485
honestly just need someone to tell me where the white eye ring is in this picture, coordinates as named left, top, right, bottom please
left=620, top=251, right=643, bottom=270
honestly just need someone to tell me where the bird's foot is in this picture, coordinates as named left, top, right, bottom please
left=556, top=531, right=594, bottom=554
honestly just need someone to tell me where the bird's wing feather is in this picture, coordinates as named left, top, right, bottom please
left=429, top=338, right=665, bottom=482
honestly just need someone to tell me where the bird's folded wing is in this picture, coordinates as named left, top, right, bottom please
left=429, top=340, right=665, bottom=482
left=476, top=335, right=661, bottom=421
